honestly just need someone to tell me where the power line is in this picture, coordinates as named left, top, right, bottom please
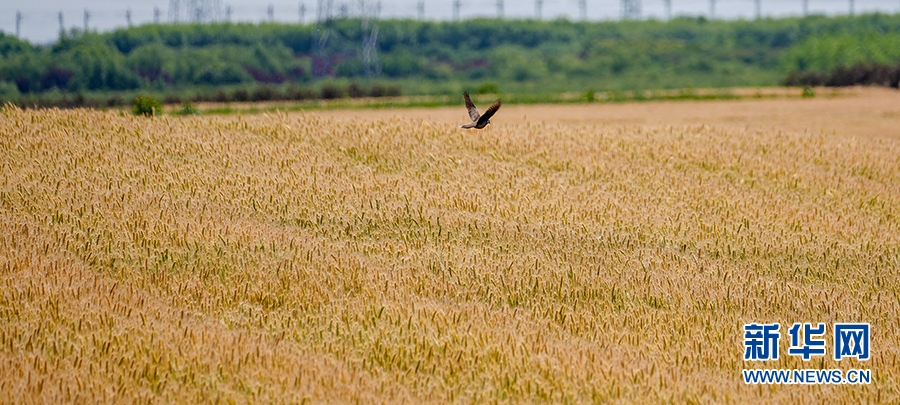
left=13, top=0, right=900, bottom=36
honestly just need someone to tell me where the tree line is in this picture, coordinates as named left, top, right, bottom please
left=2, top=13, right=900, bottom=107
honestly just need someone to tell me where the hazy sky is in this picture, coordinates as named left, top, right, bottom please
left=3, top=0, right=899, bottom=44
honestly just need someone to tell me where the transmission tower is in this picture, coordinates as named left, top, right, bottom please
left=709, top=0, right=715, bottom=19
left=58, top=11, right=64, bottom=35
left=497, top=0, right=504, bottom=18
left=15, top=11, right=22, bottom=37
left=154, top=7, right=161, bottom=23
left=126, top=8, right=133, bottom=27
left=300, top=3, right=307, bottom=21
left=535, top=0, right=543, bottom=19
left=849, top=0, right=855, bottom=14
left=754, top=0, right=760, bottom=19
left=802, top=0, right=808, bottom=15
left=664, top=0, right=672, bottom=20
left=179, top=0, right=222, bottom=23
left=313, top=0, right=334, bottom=77
left=622, top=0, right=640, bottom=19
left=214, top=0, right=224, bottom=21
left=360, top=0, right=381, bottom=77
left=268, top=4, right=275, bottom=21
left=225, top=6, right=232, bottom=21
left=453, top=0, right=461, bottom=21
left=190, top=0, right=202, bottom=22
left=169, top=0, right=181, bottom=22
left=417, top=0, right=425, bottom=19
left=84, top=9, right=91, bottom=32
left=317, top=0, right=334, bottom=22
left=578, top=0, right=587, bottom=20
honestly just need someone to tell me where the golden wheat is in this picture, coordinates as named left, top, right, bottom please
left=1, top=92, right=899, bottom=403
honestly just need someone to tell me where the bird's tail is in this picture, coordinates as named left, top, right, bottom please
left=460, top=123, right=476, bottom=129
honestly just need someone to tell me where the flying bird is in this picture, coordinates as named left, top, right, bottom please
left=460, top=91, right=501, bottom=129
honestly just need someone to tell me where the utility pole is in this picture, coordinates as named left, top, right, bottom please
left=15, top=11, right=22, bottom=37
left=535, top=0, right=543, bottom=19
left=497, top=0, right=504, bottom=18
left=84, top=9, right=91, bottom=32
left=126, top=8, right=133, bottom=27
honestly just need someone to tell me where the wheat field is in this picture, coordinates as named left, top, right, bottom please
left=1, top=89, right=899, bottom=403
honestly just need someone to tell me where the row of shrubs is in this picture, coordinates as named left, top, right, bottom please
left=4, top=82, right=403, bottom=109
left=173, top=82, right=402, bottom=104
left=783, top=62, right=900, bottom=88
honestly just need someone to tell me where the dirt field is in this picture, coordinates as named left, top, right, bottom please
left=1, top=87, right=898, bottom=403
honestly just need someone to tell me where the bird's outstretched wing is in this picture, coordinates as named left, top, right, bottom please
left=463, top=91, right=480, bottom=122
left=475, top=99, right=502, bottom=127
